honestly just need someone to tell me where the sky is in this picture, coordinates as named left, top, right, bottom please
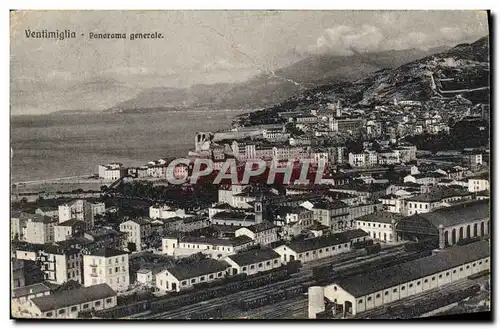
left=10, top=10, right=489, bottom=115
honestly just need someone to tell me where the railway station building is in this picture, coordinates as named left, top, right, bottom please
left=155, top=259, right=231, bottom=292
left=394, top=199, right=490, bottom=249
left=322, top=240, right=490, bottom=316
left=225, top=248, right=282, bottom=276
left=273, top=229, right=369, bottom=264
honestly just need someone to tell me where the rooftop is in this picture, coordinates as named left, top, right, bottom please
left=334, top=240, right=490, bottom=297
left=166, top=259, right=230, bottom=281
left=89, top=247, right=129, bottom=258
left=406, top=188, right=472, bottom=203
left=406, top=199, right=490, bottom=228
left=242, top=221, right=277, bottom=233
left=285, top=229, right=368, bottom=253
left=227, top=248, right=281, bottom=266
left=12, top=282, right=53, bottom=299
left=356, top=211, right=404, bottom=224
left=30, top=283, right=116, bottom=313
left=56, top=219, right=84, bottom=227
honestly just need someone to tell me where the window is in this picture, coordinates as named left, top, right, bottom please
left=401, top=286, right=405, bottom=291
left=417, top=281, right=421, bottom=286
left=466, top=265, right=470, bottom=269
left=298, top=254, right=302, bottom=259
left=424, top=279, right=428, bottom=283
left=106, top=298, right=112, bottom=304
left=479, top=261, right=482, bottom=265
left=409, top=283, right=413, bottom=288
left=325, top=248, right=329, bottom=252
left=485, top=259, right=489, bottom=263
left=109, top=269, right=112, bottom=275
left=446, top=272, right=450, bottom=276
left=358, top=300, right=363, bottom=304
left=200, top=277, right=205, bottom=282
left=115, top=267, right=119, bottom=273
left=384, top=291, right=389, bottom=296
left=393, top=288, right=398, bottom=293
left=305, top=252, right=309, bottom=256
left=217, top=272, right=222, bottom=277
left=432, top=277, right=436, bottom=281
left=319, top=249, right=322, bottom=254
left=453, top=270, right=457, bottom=274
left=273, top=260, right=278, bottom=264
left=83, top=304, right=89, bottom=309
left=122, top=256, right=125, bottom=262
left=191, top=279, right=196, bottom=283
left=250, top=265, right=255, bottom=269
left=376, top=294, right=380, bottom=298
left=182, top=281, right=187, bottom=286
left=242, top=267, right=247, bottom=272
left=46, top=312, right=53, bottom=317
left=209, top=274, right=214, bottom=279
left=95, top=301, right=101, bottom=306
left=439, top=274, right=443, bottom=278
left=70, top=306, right=78, bottom=312
left=333, top=286, right=337, bottom=291
left=58, top=309, right=65, bottom=314
left=258, top=263, right=263, bottom=268
left=344, top=244, right=348, bottom=248
left=460, top=267, right=463, bottom=271
left=378, top=224, right=381, bottom=228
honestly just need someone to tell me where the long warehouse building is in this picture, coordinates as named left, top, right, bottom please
left=317, top=240, right=490, bottom=316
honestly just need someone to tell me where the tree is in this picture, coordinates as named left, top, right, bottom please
left=127, top=242, right=137, bottom=252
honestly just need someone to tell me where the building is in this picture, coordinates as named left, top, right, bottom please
left=273, top=229, right=369, bottom=264
left=308, top=200, right=350, bottom=231
left=355, top=212, right=403, bottom=242
left=234, top=221, right=280, bottom=246
left=149, top=204, right=193, bottom=220
left=98, top=163, right=125, bottom=181
left=58, top=200, right=103, bottom=230
left=395, top=199, right=490, bottom=249
left=119, top=218, right=152, bottom=252
left=24, top=215, right=56, bottom=245
left=11, top=211, right=30, bottom=241
left=468, top=173, right=489, bottom=193
left=348, top=151, right=378, bottom=168
left=162, top=235, right=254, bottom=258
left=211, top=211, right=257, bottom=227
left=404, top=188, right=474, bottom=216
left=37, top=245, right=83, bottom=284
left=163, top=216, right=210, bottom=233
left=225, top=248, right=282, bottom=276
left=54, top=219, right=85, bottom=242
left=321, top=241, right=490, bottom=316
left=12, top=282, right=55, bottom=312
left=27, top=283, right=117, bottom=318
left=83, top=248, right=130, bottom=292
left=274, top=206, right=314, bottom=239
left=155, top=259, right=230, bottom=292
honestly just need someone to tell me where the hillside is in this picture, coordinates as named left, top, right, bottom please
left=110, top=47, right=449, bottom=111
left=236, top=36, right=489, bottom=126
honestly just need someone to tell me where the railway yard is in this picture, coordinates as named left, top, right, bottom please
left=115, top=242, right=489, bottom=320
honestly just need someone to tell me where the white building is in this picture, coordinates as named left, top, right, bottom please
left=162, top=235, right=254, bottom=259
left=149, top=205, right=193, bottom=219
left=155, top=259, right=230, bottom=292
left=83, top=248, right=130, bottom=292
left=58, top=200, right=103, bottom=230
left=355, top=212, right=403, bottom=242
left=234, top=221, right=280, bottom=246
left=54, top=219, right=85, bottom=242
left=468, top=173, right=489, bottom=193
left=321, top=241, right=490, bottom=316
left=27, top=283, right=117, bottom=318
left=273, top=229, right=369, bottom=264
left=119, top=218, right=152, bottom=252
left=24, top=215, right=55, bottom=245
left=38, top=245, right=83, bottom=284
left=225, top=248, right=282, bottom=276
left=98, top=163, right=124, bottom=181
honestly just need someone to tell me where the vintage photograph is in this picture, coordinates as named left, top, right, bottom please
left=10, top=10, right=490, bottom=320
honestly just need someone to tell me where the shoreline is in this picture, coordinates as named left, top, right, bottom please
left=11, top=174, right=96, bottom=186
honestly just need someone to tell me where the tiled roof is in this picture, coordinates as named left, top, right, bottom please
left=227, top=248, right=281, bottom=266
left=166, top=259, right=230, bottom=281
left=334, top=241, right=490, bottom=297
left=30, top=283, right=116, bottom=312
left=356, top=211, right=404, bottom=224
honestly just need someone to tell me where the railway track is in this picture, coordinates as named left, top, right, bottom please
left=139, top=246, right=411, bottom=319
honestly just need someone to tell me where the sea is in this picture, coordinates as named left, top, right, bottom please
left=10, top=110, right=246, bottom=183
